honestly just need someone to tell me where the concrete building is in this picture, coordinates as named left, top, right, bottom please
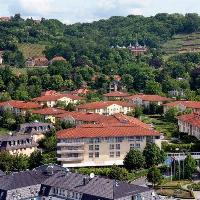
left=126, top=94, right=172, bottom=108
left=76, top=101, right=134, bottom=115
left=177, top=112, right=200, bottom=140
left=163, top=101, right=200, bottom=113
left=32, top=92, right=82, bottom=108
left=56, top=123, right=160, bottom=167
left=103, top=91, right=130, bottom=101
left=0, top=100, right=42, bottom=116
left=0, top=134, right=38, bottom=156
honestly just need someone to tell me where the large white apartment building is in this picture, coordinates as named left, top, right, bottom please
left=56, top=122, right=160, bottom=167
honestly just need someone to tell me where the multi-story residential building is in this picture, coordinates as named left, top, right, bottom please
left=32, top=107, right=67, bottom=123
left=32, top=92, right=82, bottom=107
left=56, top=123, right=160, bottom=167
left=126, top=94, right=172, bottom=108
left=17, top=122, right=53, bottom=142
left=177, top=112, right=200, bottom=140
left=163, top=101, right=200, bottom=113
left=41, top=170, right=154, bottom=200
left=0, top=100, right=42, bottom=116
left=103, top=91, right=130, bottom=101
left=76, top=101, right=134, bottom=115
left=0, top=134, right=38, bottom=156
left=0, top=164, right=156, bottom=200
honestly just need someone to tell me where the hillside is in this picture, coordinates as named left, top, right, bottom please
left=162, top=32, right=200, bottom=55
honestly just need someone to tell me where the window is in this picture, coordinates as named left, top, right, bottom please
left=116, top=151, right=120, bottom=157
left=89, top=145, right=93, bottom=151
left=109, top=144, right=115, bottom=150
left=95, top=145, right=99, bottom=150
left=130, top=144, right=135, bottom=149
left=110, top=152, right=114, bottom=158
left=136, top=136, right=141, bottom=141
left=135, top=143, right=140, bottom=148
left=116, top=144, right=120, bottom=150
left=95, top=152, right=99, bottom=158
left=89, top=153, right=93, bottom=158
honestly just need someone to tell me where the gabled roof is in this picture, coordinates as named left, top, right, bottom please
left=164, top=101, right=200, bottom=109
left=32, top=93, right=82, bottom=102
left=103, top=91, right=130, bottom=97
left=71, top=88, right=90, bottom=95
left=42, top=171, right=152, bottom=199
left=51, top=56, right=66, bottom=62
left=57, top=123, right=159, bottom=139
left=32, top=108, right=66, bottom=116
left=127, top=94, right=172, bottom=102
left=0, top=100, right=42, bottom=110
left=76, top=101, right=134, bottom=110
left=177, top=112, right=200, bottom=128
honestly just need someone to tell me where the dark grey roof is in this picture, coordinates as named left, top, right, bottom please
left=34, top=164, right=67, bottom=175
left=0, top=134, right=33, bottom=142
left=0, top=170, right=48, bottom=190
left=42, top=172, right=151, bottom=199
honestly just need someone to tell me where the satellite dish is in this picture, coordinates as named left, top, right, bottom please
left=90, top=173, right=95, bottom=179
left=8, top=132, right=12, bottom=136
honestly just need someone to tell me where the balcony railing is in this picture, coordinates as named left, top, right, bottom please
left=57, top=142, right=84, bottom=147
left=57, top=157, right=83, bottom=162
left=57, top=149, right=84, bottom=154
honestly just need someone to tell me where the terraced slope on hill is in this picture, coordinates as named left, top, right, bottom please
left=162, top=32, right=200, bottom=55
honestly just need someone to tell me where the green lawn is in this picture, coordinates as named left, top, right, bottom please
left=141, top=115, right=178, bottom=139
left=17, top=43, right=47, bottom=59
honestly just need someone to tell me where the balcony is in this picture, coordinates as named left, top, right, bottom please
left=57, top=142, right=84, bottom=147
left=57, top=149, right=84, bottom=154
left=57, top=157, right=83, bottom=162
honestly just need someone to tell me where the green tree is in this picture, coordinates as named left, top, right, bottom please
left=0, top=92, right=11, bottom=102
left=164, top=107, right=179, bottom=122
left=145, top=80, right=162, bottom=95
left=143, top=143, right=166, bottom=168
left=13, top=154, right=29, bottom=171
left=184, top=153, right=196, bottom=179
left=134, top=106, right=143, bottom=118
left=147, top=166, right=162, bottom=187
left=109, top=165, right=129, bottom=181
left=123, top=149, right=145, bottom=170
left=29, top=150, right=43, bottom=169
left=0, top=151, right=14, bottom=172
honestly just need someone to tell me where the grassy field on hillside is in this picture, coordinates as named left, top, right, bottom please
left=17, top=43, right=47, bottom=59
left=162, top=32, right=200, bottom=55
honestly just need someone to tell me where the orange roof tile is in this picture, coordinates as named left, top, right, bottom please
left=0, top=100, right=42, bottom=110
left=51, top=56, right=66, bottom=61
left=76, top=101, right=134, bottom=110
left=71, top=88, right=90, bottom=95
left=32, top=93, right=82, bottom=102
left=32, top=108, right=66, bottom=116
left=127, top=94, right=172, bottom=102
left=103, top=91, right=130, bottom=97
left=164, top=101, right=200, bottom=109
left=177, top=113, right=200, bottom=128
left=57, top=123, right=159, bottom=139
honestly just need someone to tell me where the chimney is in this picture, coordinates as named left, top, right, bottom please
left=83, top=177, right=90, bottom=185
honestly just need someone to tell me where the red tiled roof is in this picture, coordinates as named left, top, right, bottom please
left=76, top=101, right=134, bottom=110
left=127, top=94, right=172, bottom=102
left=57, top=123, right=159, bottom=139
left=0, top=100, right=42, bottom=110
left=41, top=90, right=57, bottom=96
left=164, top=101, right=200, bottom=109
left=177, top=113, right=200, bottom=128
left=103, top=91, right=130, bottom=97
left=32, top=108, right=66, bottom=116
left=32, top=93, right=82, bottom=102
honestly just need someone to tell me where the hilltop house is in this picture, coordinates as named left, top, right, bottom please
left=32, top=91, right=82, bottom=107
left=126, top=94, right=173, bottom=108
left=76, top=101, right=134, bottom=115
left=25, top=56, right=49, bottom=67
left=163, top=101, right=200, bottom=113
left=103, top=91, right=130, bottom=101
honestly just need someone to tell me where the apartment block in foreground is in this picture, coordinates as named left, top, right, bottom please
left=56, top=122, right=160, bottom=167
